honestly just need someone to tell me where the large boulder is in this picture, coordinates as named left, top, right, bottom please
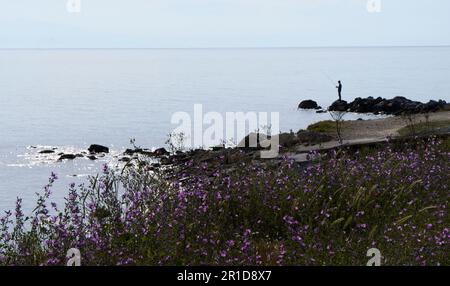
left=298, top=100, right=320, bottom=110
left=373, top=100, right=389, bottom=112
left=88, top=144, right=109, bottom=154
left=420, top=100, right=446, bottom=113
left=58, top=154, right=78, bottom=161
left=384, top=101, right=403, bottom=114
left=328, top=100, right=349, bottom=112
left=348, top=97, right=383, bottom=113
left=387, top=96, right=413, bottom=114
left=403, top=101, right=422, bottom=113
left=153, top=147, right=169, bottom=156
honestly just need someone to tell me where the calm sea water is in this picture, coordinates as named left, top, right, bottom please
left=1, top=47, right=449, bottom=212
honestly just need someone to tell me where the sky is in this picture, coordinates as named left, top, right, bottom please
left=1, top=0, right=449, bottom=48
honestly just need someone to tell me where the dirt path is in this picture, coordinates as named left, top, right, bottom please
left=341, top=111, right=450, bottom=140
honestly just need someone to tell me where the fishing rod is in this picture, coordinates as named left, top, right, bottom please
left=322, top=71, right=337, bottom=87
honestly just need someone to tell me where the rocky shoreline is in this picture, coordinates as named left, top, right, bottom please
left=299, top=96, right=448, bottom=115
left=35, top=96, right=449, bottom=178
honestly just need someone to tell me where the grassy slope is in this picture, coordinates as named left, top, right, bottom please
left=397, top=120, right=450, bottom=136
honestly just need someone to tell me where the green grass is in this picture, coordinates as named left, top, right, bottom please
left=307, top=120, right=336, bottom=134
left=398, top=120, right=450, bottom=136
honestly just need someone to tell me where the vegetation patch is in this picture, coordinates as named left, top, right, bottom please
left=398, top=120, right=450, bottom=136
left=0, top=137, right=448, bottom=266
left=306, top=120, right=337, bottom=134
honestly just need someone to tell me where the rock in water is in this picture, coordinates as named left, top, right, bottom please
left=330, top=96, right=447, bottom=115
left=58, top=154, right=77, bottom=161
left=348, top=97, right=383, bottom=113
left=298, top=100, right=320, bottom=109
left=88, top=144, right=109, bottom=154
left=328, top=100, right=349, bottom=112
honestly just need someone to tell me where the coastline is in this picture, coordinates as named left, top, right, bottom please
left=1, top=109, right=448, bottom=266
left=27, top=109, right=450, bottom=168
left=112, top=110, right=450, bottom=175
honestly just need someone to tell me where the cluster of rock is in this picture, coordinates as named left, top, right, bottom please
left=123, top=147, right=169, bottom=157
left=121, top=147, right=170, bottom=165
left=41, top=143, right=173, bottom=165
left=38, top=144, right=110, bottom=161
left=114, top=130, right=334, bottom=175
left=328, top=96, right=448, bottom=115
left=299, top=97, right=448, bottom=115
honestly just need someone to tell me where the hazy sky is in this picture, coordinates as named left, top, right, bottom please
left=1, top=0, right=449, bottom=48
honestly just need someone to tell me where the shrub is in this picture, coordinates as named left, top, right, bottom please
left=307, top=120, right=337, bottom=134
left=0, top=138, right=448, bottom=266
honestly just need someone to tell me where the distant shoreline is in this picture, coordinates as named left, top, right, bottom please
left=2, top=45, right=450, bottom=50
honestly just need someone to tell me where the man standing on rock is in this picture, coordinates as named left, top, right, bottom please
left=336, top=80, right=343, bottom=101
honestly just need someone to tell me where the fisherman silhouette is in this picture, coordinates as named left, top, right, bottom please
left=336, top=80, right=342, bottom=101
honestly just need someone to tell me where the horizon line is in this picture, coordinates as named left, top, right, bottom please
left=1, top=44, right=450, bottom=50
